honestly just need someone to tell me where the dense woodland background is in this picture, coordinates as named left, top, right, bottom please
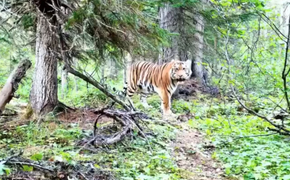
left=1, top=0, right=290, bottom=179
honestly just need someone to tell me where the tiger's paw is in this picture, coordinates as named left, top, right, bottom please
left=163, top=111, right=177, bottom=121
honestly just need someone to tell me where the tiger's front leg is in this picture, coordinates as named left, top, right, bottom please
left=159, top=89, right=176, bottom=120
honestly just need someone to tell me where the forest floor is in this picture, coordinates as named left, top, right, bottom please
left=171, top=123, right=226, bottom=180
left=0, top=103, right=230, bottom=180
left=1, top=86, right=289, bottom=179
left=58, top=108, right=229, bottom=180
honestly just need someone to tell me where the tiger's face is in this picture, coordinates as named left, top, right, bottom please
left=170, top=60, right=192, bottom=82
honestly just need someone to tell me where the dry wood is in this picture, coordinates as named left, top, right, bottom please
left=65, top=65, right=131, bottom=111
left=0, top=59, right=31, bottom=115
left=76, top=105, right=149, bottom=148
left=92, top=106, right=148, bottom=147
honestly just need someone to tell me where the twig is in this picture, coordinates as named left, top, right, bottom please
left=78, top=172, right=89, bottom=180
left=5, top=161, right=54, bottom=172
left=259, top=13, right=287, bottom=42
left=223, top=28, right=290, bottom=136
left=0, top=151, right=23, bottom=164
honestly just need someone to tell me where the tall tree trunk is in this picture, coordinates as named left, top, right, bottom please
left=30, top=12, right=58, bottom=115
left=158, top=2, right=204, bottom=81
left=192, top=12, right=205, bottom=83
left=158, top=3, right=181, bottom=63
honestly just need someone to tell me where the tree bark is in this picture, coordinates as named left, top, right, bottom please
left=158, top=2, right=206, bottom=83
left=30, top=12, right=58, bottom=115
left=192, top=11, right=205, bottom=83
left=158, top=3, right=182, bottom=63
left=0, top=60, right=31, bottom=115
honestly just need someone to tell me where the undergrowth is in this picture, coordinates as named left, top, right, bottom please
left=181, top=95, right=290, bottom=180
left=2, top=89, right=290, bottom=179
left=0, top=112, right=184, bottom=179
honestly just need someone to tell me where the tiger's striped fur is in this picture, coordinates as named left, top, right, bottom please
left=125, top=59, right=192, bottom=117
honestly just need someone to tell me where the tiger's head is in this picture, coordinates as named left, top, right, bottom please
left=170, top=60, right=192, bottom=82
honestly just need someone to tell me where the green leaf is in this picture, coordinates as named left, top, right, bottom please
left=22, top=165, right=33, bottom=172
left=31, top=153, right=43, bottom=161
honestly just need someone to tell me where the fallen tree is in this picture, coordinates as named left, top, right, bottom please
left=0, top=59, right=32, bottom=116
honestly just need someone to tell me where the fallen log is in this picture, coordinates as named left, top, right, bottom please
left=0, top=59, right=32, bottom=115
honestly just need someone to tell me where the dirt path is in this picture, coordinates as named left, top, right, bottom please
left=171, top=123, right=227, bottom=180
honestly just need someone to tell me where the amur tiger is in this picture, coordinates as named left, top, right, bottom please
left=124, top=59, right=192, bottom=119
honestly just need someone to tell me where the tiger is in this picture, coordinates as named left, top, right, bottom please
left=124, top=59, right=192, bottom=119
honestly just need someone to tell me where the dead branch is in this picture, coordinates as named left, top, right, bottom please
left=94, top=126, right=131, bottom=146
left=65, top=65, right=131, bottom=111
left=1, top=151, right=54, bottom=173
left=77, top=107, right=149, bottom=148
left=0, top=59, right=31, bottom=115
left=6, top=161, right=54, bottom=172
left=1, top=150, right=113, bottom=179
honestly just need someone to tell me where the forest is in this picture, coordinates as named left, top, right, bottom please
left=0, top=0, right=290, bottom=179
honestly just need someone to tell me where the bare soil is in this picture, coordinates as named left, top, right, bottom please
left=171, top=123, right=229, bottom=180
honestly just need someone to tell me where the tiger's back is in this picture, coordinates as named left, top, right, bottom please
left=126, top=61, right=174, bottom=96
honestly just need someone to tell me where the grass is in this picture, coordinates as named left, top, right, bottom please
left=183, top=95, right=290, bottom=180
left=1, top=88, right=290, bottom=179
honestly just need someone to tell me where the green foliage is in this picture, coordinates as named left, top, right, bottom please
left=0, top=162, right=11, bottom=176
left=172, top=99, right=193, bottom=113
left=21, top=14, right=35, bottom=30
left=22, top=165, right=33, bottom=172
left=30, top=153, right=43, bottom=161
left=176, top=95, right=290, bottom=180
left=0, top=115, right=184, bottom=179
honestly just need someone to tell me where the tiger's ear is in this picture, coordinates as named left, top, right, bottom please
left=185, top=59, right=192, bottom=68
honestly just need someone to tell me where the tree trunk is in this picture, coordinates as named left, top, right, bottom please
left=0, top=60, right=31, bottom=115
left=158, top=3, right=182, bottom=63
left=192, top=12, right=205, bottom=83
left=30, top=13, right=58, bottom=115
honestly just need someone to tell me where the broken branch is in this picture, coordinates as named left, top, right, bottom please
left=0, top=59, right=31, bottom=115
